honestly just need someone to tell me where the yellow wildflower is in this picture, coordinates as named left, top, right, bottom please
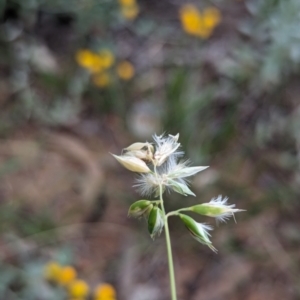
left=76, top=50, right=95, bottom=69
left=57, top=266, right=77, bottom=285
left=196, top=23, right=212, bottom=39
left=44, top=261, right=62, bottom=282
left=94, top=283, right=116, bottom=299
left=67, top=280, right=90, bottom=298
left=117, top=61, right=135, bottom=80
left=179, top=4, right=221, bottom=38
left=76, top=48, right=115, bottom=73
left=118, top=0, right=136, bottom=6
left=90, top=55, right=107, bottom=73
left=93, top=73, right=111, bottom=88
left=203, top=7, right=221, bottom=28
left=121, top=4, right=139, bottom=20
left=179, top=4, right=203, bottom=36
left=98, top=50, right=115, bottom=69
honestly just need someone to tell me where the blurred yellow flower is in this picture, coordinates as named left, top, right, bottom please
left=68, top=280, right=90, bottom=298
left=179, top=4, right=203, bottom=36
left=57, top=266, right=77, bottom=285
left=117, top=61, right=135, bottom=80
left=44, top=261, right=62, bottom=282
left=121, top=5, right=139, bottom=20
left=179, top=4, right=221, bottom=38
left=76, top=49, right=115, bottom=73
left=203, top=7, right=221, bottom=28
left=94, top=283, right=116, bottom=299
left=119, top=0, right=136, bottom=6
left=93, top=73, right=111, bottom=88
left=99, top=50, right=115, bottom=69
left=76, top=49, right=96, bottom=69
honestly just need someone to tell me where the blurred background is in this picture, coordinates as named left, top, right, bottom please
left=0, top=0, right=300, bottom=299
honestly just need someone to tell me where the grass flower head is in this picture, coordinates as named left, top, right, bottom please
left=112, top=132, right=245, bottom=300
left=112, top=133, right=208, bottom=197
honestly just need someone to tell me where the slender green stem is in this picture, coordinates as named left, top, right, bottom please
left=159, top=184, right=177, bottom=300
left=166, top=207, right=191, bottom=218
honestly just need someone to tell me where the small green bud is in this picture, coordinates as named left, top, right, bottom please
left=148, top=206, right=164, bottom=239
left=179, top=214, right=217, bottom=253
left=190, top=196, right=245, bottom=223
left=143, top=204, right=154, bottom=219
left=128, top=200, right=153, bottom=218
left=191, top=204, right=224, bottom=217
